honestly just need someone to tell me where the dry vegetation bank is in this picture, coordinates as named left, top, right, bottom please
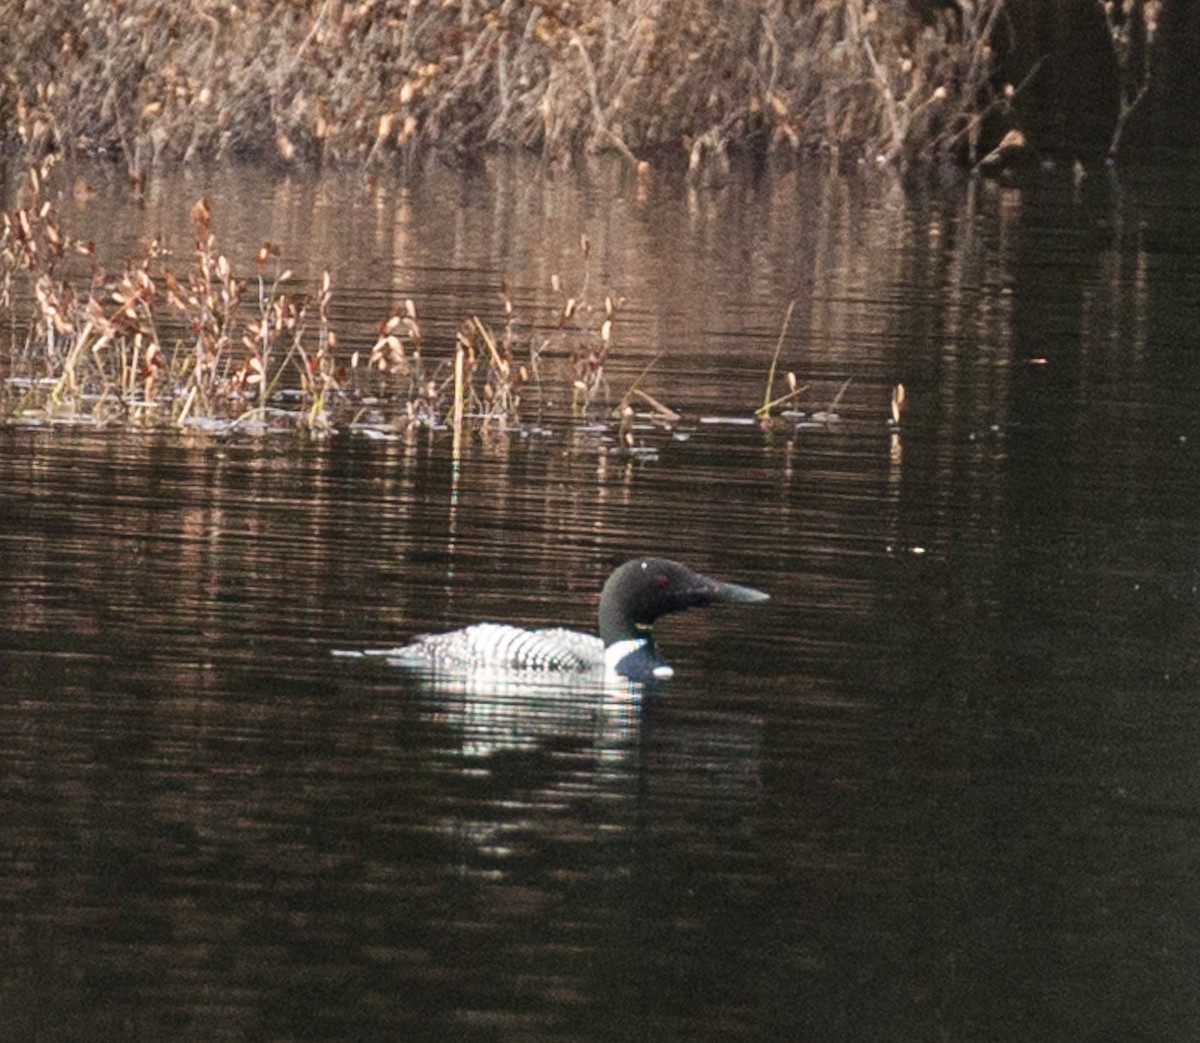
left=1, top=0, right=1011, bottom=175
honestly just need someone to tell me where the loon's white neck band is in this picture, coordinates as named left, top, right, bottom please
left=604, top=637, right=675, bottom=681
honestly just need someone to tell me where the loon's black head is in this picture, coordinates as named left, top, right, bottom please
left=597, top=557, right=769, bottom=649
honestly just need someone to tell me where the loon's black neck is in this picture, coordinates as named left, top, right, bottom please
left=596, top=558, right=769, bottom=650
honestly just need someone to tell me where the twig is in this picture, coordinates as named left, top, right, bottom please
left=756, top=299, right=796, bottom=418
left=827, top=377, right=852, bottom=414
left=758, top=383, right=811, bottom=416
left=862, top=35, right=904, bottom=157
left=616, top=349, right=663, bottom=412
left=452, top=339, right=465, bottom=457
left=632, top=387, right=680, bottom=422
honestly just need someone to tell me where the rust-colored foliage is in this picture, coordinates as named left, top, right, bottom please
left=0, top=167, right=624, bottom=437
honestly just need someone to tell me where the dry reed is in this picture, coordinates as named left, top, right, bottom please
left=0, top=159, right=627, bottom=437
left=0, top=0, right=1011, bottom=174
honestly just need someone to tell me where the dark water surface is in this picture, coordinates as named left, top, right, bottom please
left=3, top=156, right=1200, bottom=1041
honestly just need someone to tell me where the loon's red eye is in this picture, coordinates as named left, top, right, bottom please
left=655, top=573, right=670, bottom=587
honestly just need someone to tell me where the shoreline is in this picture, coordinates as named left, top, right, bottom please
left=2, top=1, right=1012, bottom=176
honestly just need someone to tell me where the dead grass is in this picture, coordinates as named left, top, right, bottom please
left=0, top=0, right=1011, bottom=174
left=0, top=158, right=621, bottom=437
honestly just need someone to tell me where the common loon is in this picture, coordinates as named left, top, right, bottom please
left=390, top=557, right=769, bottom=684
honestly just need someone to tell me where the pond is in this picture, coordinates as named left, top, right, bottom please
left=3, top=154, right=1200, bottom=1041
